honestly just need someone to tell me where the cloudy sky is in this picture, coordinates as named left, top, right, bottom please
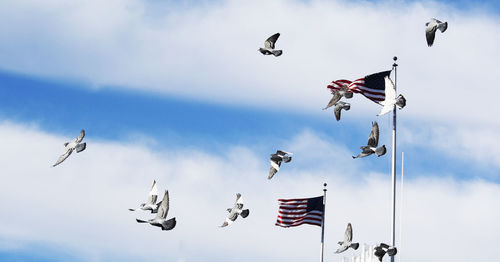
left=0, top=0, right=499, bottom=261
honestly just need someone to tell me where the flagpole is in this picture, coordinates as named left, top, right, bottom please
left=390, top=56, right=398, bottom=262
left=320, top=182, right=327, bottom=262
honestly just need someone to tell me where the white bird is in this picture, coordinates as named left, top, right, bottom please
left=52, top=129, right=86, bottom=167
left=378, top=76, right=406, bottom=116
left=220, top=193, right=249, bottom=227
left=269, top=150, right=292, bottom=179
left=374, top=243, right=397, bottom=261
left=259, top=33, right=283, bottom=57
left=333, top=101, right=351, bottom=121
left=129, top=180, right=161, bottom=213
left=323, top=84, right=353, bottom=110
left=426, top=18, right=448, bottom=47
left=335, top=223, right=359, bottom=254
left=352, top=122, right=386, bottom=159
left=136, top=190, right=176, bottom=231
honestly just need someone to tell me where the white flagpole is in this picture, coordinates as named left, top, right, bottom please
left=320, top=182, right=327, bottom=262
left=390, top=56, right=398, bottom=262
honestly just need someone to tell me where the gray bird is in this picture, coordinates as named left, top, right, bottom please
left=374, top=243, right=397, bottom=261
left=220, top=193, right=249, bottom=227
left=128, top=180, right=161, bottom=213
left=378, top=76, right=406, bottom=116
left=259, top=33, right=283, bottom=57
left=323, top=84, right=353, bottom=110
left=269, top=150, right=292, bottom=179
left=136, top=190, right=176, bottom=231
left=52, top=129, right=86, bottom=167
left=426, top=18, right=448, bottom=47
left=333, top=101, right=351, bottom=121
left=335, top=223, right=359, bottom=254
left=353, top=122, right=386, bottom=159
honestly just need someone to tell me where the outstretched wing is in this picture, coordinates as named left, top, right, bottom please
left=146, top=180, right=159, bottom=205
left=426, top=23, right=437, bottom=47
left=344, top=223, right=353, bottom=243
left=234, top=193, right=244, bottom=210
left=367, top=122, right=379, bottom=147
left=155, top=190, right=170, bottom=219
left=53, top=148, right=73, bottom=167
left=323, top=92, right=342, bottom=110
left=265, top=33, right=280, bottom=49
left=75, top=129, right=85, bottom=143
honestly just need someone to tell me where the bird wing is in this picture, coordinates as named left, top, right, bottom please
left=53, top=148, right=73, bottom=167
left=367, top=122, right=380, bottom=147
left=323, top=92, right=342, bottom=110
left=334, top=102, right=346, bottom=121
left=75, top=129, right=85, bottom=143
left=426, top=23, right=437, bottom=47
left=276, top=150, right=292, bottom=156
left=268, top=166, right=278, bottom=179
left=155, top=190, right=170, bottom=219
left=234, top=193, right=244, bottom=210
left=344, top=223, right=353, bottom=243
left=264, top=33, right=280, bottom=49
left=270, top=159, right=281, bottom=172
left=384, top=76, right=396, bottom=101
left=146, top=180, right=159, bottom=205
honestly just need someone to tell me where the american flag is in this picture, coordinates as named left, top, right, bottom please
left=275, top=196, right=324, bottom=228
left=327, top=70, right=392, bottom=103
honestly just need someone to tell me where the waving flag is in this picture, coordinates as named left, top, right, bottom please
left=327, top=70, right=392, bottom=103
left=275, top=196, right=324, bottom=228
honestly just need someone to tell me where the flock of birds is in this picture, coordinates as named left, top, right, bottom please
left=49, top=17, right=448, bottom=261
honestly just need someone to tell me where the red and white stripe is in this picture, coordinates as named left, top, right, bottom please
left=327, top=78, right=385, bottom=103
left=275, top=198, right=323, bottom=228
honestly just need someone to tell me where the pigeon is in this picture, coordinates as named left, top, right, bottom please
left=268, top=150, right=292, bottom=179
left=220, top=193, right=249, bottom=227
left=374, top=243, right=397, bottom=261
left=136, top=190, right=176, bottom=231
left=334, top=223, right=359, bottom=254
left=378, top=76, right=406, bottom=116
left=129, top=180, right=161, bottom=213
left=352, top=122, right=386, bottom=159
left=259, top=33, right=283, bottom=57
left=426, top=18, right=448, bottom=47
left=52, top=129, right=86, bottom=167
left=333, top=101, right=351, bottom=121
left=323, top=84, right=353, bottom=110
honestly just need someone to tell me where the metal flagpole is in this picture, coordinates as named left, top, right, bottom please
left=320, top=182, right=327, bottom=262
left=390, top=56, right=398, bottom=262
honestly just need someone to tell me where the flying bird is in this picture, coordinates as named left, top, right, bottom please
left=259, top=33, right=283, bottom=57
left=333, top=101, right=351, bottom=121
left=426, top=18, right=448, bottom=47
left=334, top=223, right=359, bottom=254
left=220, top=193, right=249, bottom=227
left=323, top=84, right=353, bottom=110
left=378, top=76, right=406, bottom=116
left=374, top=243, right=397, bottom=261
left=136, top=190, right=176, bottom=231
left=353, top=122, right=386, bottom=159
left=269, top=150, right=292, bottom=179
left=52, top=129, right=86, bottom=167
left=129, top=180, right=161, bottom=213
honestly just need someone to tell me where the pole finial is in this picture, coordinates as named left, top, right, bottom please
left=393, top=56, right=398, bottom=67
left=323, top=183, right=327, bottom=191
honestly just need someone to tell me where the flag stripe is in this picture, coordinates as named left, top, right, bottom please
left=275, top=196, right=324, bottom=228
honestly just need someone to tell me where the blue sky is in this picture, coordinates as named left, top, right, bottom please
left=0, top=0, right=499, bottom=262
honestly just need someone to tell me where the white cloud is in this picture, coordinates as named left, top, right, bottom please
left=0, top=122, right=498, bottom=261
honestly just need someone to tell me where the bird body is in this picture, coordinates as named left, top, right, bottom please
left=353, top=122, right=386, bottom=159
left=374, top=243, right=397, bottom=261
left=426, top=18, right=448, bottom=46
left=53, top=130, right=86, bottom=167
left=378, top=77, right=406, bottom=116
left=268, top=150, right=292, bottom=179
left=136, top=190, right=176, bottom=231
left=259, top=33, right=283, bottom=57
left=220, top=193, right=249, bottom=227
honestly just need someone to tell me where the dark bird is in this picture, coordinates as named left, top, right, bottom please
left=426, top=18, right=448, bottom=47
left=323, top=84, right=353, bottom=110
left=259, top=33, right=283, bottom=56
left=52, top=129, right=86, bottom=167
left=136, top=190, right=176, bottom=231
left=353, top=122, right=386, bottom=159
left=374, top=243, right=397, bottom=261
left=333, top=101, right=351, bottom=121
left=334, top=223, right=359, bottom=254
left=220, top=193, right=250, bottom=227
left=268, top=150, right=292, bottom=179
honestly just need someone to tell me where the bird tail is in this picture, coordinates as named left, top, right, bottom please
left=343, top=103, right=351, bottom=110
left=396, top=95, right=406, bottom=109
left=439, top=21, right=448, bottom=32
left=350, top=243, right=359, bottom=250
left=75, top=142, right=86, bottom=153
left=272, top=50, right=283, bottom=56
left=161, top=217, right=176, bottom=231
left=283, top=156, right=292, bottom=163
left=241, top=209, right=250, bottom=218
left=375, top=145, right=387, bottom=157
left=344, top=91, right=353, bottom=99
left=387, top=247, right=397, bottom=256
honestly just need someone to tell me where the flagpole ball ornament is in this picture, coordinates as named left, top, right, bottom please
left=393, top=56, right=398, bottom=67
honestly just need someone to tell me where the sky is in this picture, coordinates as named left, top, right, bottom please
left=0, top=0, right=499, bottom=261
